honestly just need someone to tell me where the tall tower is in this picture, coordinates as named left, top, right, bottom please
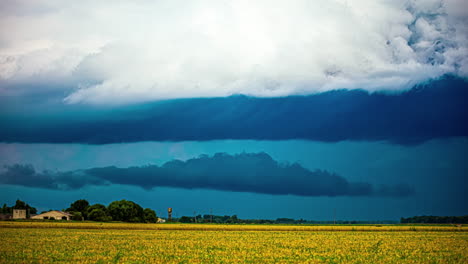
left=168, top=207, right=172, bottom=222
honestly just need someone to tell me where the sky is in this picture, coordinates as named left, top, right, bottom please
left=0, top=0, right=467, bottom=221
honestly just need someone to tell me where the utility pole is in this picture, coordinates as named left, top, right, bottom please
left=194, top=211, right=197, bottom=223
left=210, top=208, right=213, bottom=223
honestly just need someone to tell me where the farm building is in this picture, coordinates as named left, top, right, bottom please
left=13, top=209, right=27, bottom=219
left=31, top=211, right=72, bottom=220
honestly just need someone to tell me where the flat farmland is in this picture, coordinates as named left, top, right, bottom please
left=0, top=222, right=467, bottom=263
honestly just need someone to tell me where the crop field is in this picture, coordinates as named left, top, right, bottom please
left=0, top=222, right=467, bottom=263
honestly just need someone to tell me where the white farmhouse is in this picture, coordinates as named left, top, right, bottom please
left=31, top=211, right=72, bottom=220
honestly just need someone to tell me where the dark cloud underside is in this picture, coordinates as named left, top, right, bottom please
left=1, top=76, right=467, bottom=144
left=0, top=152, right=413, bottom=197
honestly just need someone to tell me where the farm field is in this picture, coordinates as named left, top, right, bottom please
left=0, top=222, right=467, bottom=263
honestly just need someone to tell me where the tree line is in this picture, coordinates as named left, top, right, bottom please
left=400, top=215, right=468, bottom=224
left=175, top=215, right=398, bottom=224
left=177, top=215, right=300, bottom=224
left=65, top=199, right=158, bottom=223
left=3, top=200, right=466, bottom=224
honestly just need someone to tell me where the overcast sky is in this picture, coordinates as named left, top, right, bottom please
left=0, top=0, right=467, bottom=220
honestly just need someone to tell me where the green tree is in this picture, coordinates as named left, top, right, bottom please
left=107, top=200, right=144, bottom=222
left=29, top=206, right=37, bottom=214
left=88, top=208, right=112, bottom=222
left=67, top=199, right=89, bottom=218
left=86, top=204, right=107, bottom=216
left=71, top=212, right=83, bottom=221
left=143, top=208, right=157, bottom=223
left=1, top=203, right=7, bottom=214
left=67, top=199, right=89, bottom=212
left=179, top=216, right=192, bottom=223
left=228, top=215, right=238, bottom=223
left=85, top=203, right=111, bottom=222
left=13, top=199, right=26, bottom=209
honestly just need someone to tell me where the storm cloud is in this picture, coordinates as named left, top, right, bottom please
left=0, top=152, right=414, bottom=197
left=0, top=164, right=107, bottom=190
left=1, top=76, right=467, bottom=145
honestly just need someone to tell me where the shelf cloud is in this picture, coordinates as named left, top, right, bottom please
left=1, top=76, right=467, bottom=144
left=0, top=152, right=414, bottom=197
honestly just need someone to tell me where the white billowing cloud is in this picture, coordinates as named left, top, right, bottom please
left=0, top=0, right=467, bottom=104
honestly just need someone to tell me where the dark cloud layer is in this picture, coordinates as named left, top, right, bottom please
left=1, top=75, right=467, bottom=145
left=0, top=164, right=107, bottom=190
left=0, top=152, right=413, bottom=197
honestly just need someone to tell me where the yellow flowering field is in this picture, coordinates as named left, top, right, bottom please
left=1, top=221, right=467, bottom=231
left=0, top=222, right=467, bottom=263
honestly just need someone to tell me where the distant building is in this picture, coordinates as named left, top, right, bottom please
left=13, top=209, right=27, bottom=219
left=0, top=214, right=12, bottom=220
left=157, top=218, right=166, bottom=223
left=31, top=211, right=72, bottom=220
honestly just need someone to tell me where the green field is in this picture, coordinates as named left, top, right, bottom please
left=1, top=222, right=467, bottom=263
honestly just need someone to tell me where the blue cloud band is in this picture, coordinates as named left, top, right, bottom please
left=1, top=75, right=467, bottom=144
left=0, top=152, right=414, bottom=197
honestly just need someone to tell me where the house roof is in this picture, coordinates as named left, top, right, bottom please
left=51, top=210, right=72, bottom=216
left=33, top=210, right=72, bottom=217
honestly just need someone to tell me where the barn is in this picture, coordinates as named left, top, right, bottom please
left=31, top=211, right=72, bottom=220
left=13, top=209, right=27, bottom=219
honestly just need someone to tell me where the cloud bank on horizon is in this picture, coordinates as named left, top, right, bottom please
left=1, top=76, right=467, bottom=144
left=0, top=0, right=467, bottom=104
left=0, top=152, right=414, bottom=197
